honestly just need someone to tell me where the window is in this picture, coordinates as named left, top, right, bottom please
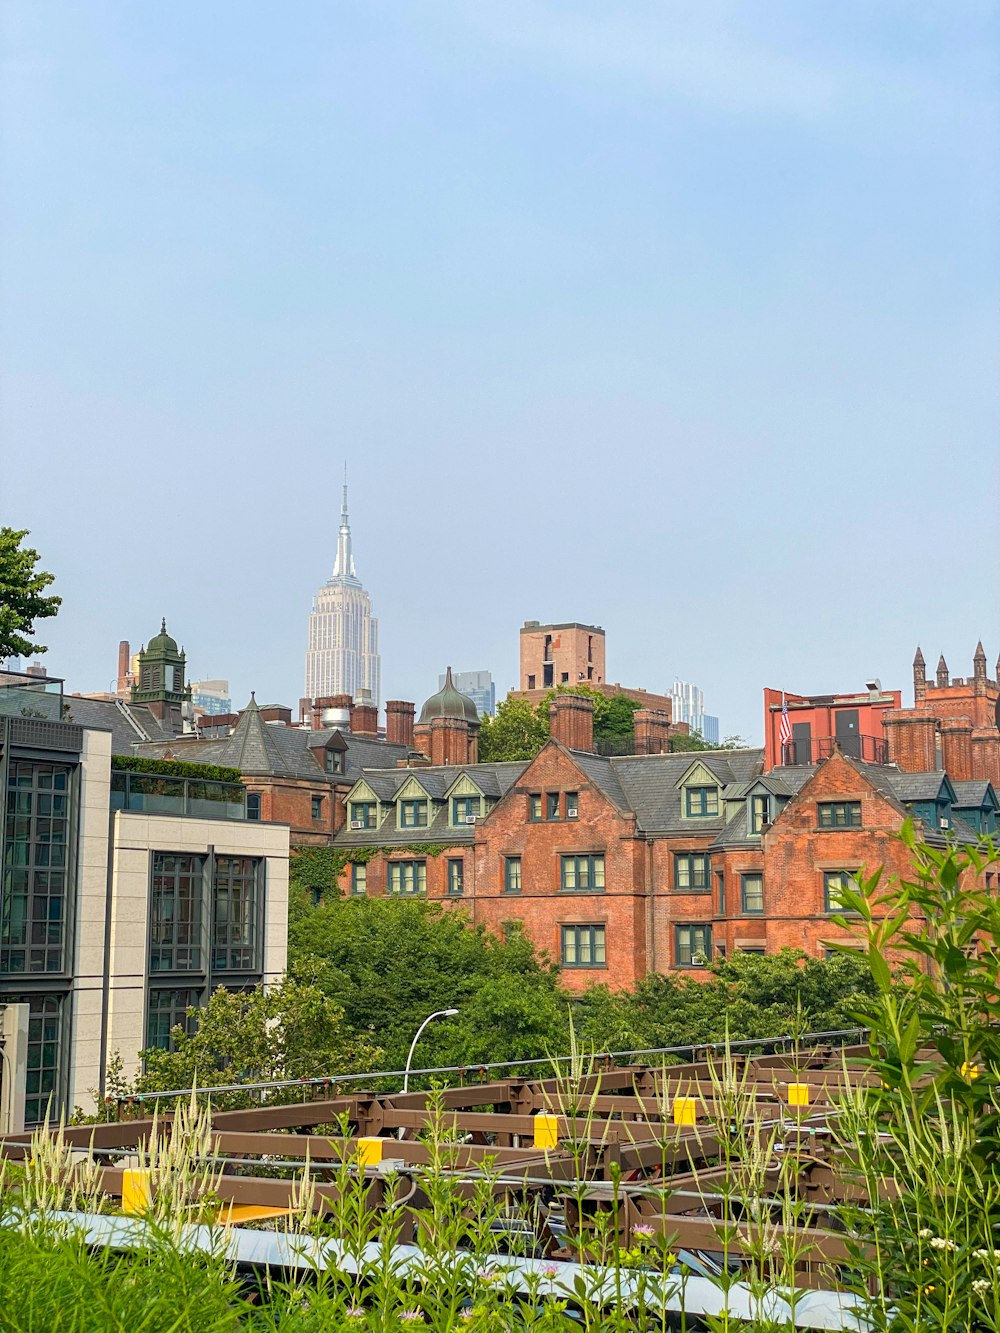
left=546, top=792, right=561, bottom=820
left=149, top=853, right=202, bottom=972
left=561, top=925, right=606, bottom=968
left=350, top=862, right=367, bottom=896
left=325, top=749, right=343, bottom=775
left=528, top=794, right=542, bottom=821
left=566, top=792, right=579, bottom=819
left=527, top=675, right=536, bottom=690
left=399, top=799, right=428, bottom=829
left=739, top=946, right=766, bottom=956
left=716, top=871, right=726, bottom=914
left=818, top=801, right=862, bottom=829
left=246, top=792, right=261, bottom=821
left=504, top=856, right=522, bottom=894
left=674, top=854, right=710, bottom=891
left=685, top=786, right=719, bottom=817
left=447, top=859, right=464, bottom=895
left=22, top=995, right=62, bottom=1125
left=146, top=986, right=199, bottom=1052
left=350, top=801, right=376, bottom=829
left=2, top=760, right=73, bottom=974
left=560, top=672, right=569, bottom=684
left=311, top=795, right=324, bottom=821
left=452, top=796, right=481, bottom=825
left=824, top=871, right=859, bottom=913
left=387, top=860, right=426, bottom=895
left=740, top=873, right=764, bottom=914
left=560, top=855, right=605, bottom=891
left=676, top=925, right=712, bottom=967
left=750, top=795, right=771, bottom=834
left=212, top=856, right=259, bottom=971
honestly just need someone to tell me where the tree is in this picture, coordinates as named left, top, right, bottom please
left=133, top=969, right=383, bottom=1106
left=289, top=895, right=568, bottom=1069
left=668, top=729, right=749, bottom=752
left=478, top=696, right=548, bottom=762
left=0, top=528, right=61, bottom=660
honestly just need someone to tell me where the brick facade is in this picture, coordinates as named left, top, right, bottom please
left=333, top=738, right=995, bottom=991
left=886, top=644, right=1000, bottom=785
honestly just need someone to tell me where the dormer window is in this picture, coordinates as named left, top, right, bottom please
left=400, top=798, right=429, bottom=829
left=325, top=749, right=344, bottom=775
left=452, top=796, right=481, bottom=825
left=350, top=801, right=376, bottom=829
left=685, top=786, right=719, bottom=817
left=750, top=795, right=771, bottom=834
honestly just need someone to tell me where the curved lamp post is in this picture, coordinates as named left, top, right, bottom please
left=399, top=1008, right=459, bottom=1138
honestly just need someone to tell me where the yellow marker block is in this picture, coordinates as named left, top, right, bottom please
left=673, top=1097, right=697, bottom=1126
left=121, top=1168, right=151, bottom=1215
left=217, top=1204, right=296, bottom=1225
left=533, top=1113, right=559, bottom=1150
left=787, top=1083, right=810, bottom=1108
left=357, top=1137, right=384, bottom=1167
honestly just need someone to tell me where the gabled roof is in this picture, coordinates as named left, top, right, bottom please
left=607, top=749, right=766, bottom=834
left=135, top=704, right=410, bottom=781
left=952, top=780, right=998, bottom=810
left=63, top=696, right=177, bottom=752
left=880, top=770, right=956, bottom=804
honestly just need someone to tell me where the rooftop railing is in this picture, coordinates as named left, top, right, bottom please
left=780, top=734, right=888, bottom=766
left=110, top=769, right=246, bottom=821
left=0, top=669, right=64, bottom=721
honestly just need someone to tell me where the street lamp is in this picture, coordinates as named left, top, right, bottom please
left=399, top=1008, right=459, bottom=1138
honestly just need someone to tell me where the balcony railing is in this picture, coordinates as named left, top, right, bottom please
left=780, top=735, right=888, bottom=766
left=111, top=770, right=247, bottom=820
left=0, top=670, right=64, bottom=721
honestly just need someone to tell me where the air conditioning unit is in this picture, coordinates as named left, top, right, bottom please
left=464, top=815, right=478, bottom=825
left=690, top=958, right=706, bottom=968
left=350, top=820, right=364, bottom=830
left=567, top=809, right=579, bottom=820
left=940, top=817, right=950, bottom=829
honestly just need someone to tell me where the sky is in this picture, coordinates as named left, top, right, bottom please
left=2, top=1, right=998, bottom=743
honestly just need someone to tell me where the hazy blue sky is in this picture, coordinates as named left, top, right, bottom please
left=2, top=1, right=998, bottom=741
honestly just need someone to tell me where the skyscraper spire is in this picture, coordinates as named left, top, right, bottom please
left=331, top=466, right=357, bottom=580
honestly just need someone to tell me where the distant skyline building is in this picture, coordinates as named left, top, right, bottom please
left=439, top=669, right=496, bottom=718
left=671, top=679, right=720, bottom=746
left=304, top=481, right=380, bottom=706
left=191, top=679, right=232, bottom=717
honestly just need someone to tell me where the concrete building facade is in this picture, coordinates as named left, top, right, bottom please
left=0, top=671, right=288, bottom=1124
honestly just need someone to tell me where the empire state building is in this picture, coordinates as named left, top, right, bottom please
left=304, top=484, right=381, bottom=705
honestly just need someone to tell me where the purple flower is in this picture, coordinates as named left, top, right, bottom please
left=633, top=1224, right=656, bottom=1239
left=541, top=1264, right=560, bottom=1279
left=346, top=1310, right=365, bottom=1320
left=400, top=1311, right=424, bottom=1323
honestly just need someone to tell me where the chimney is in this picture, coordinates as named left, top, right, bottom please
left=549, top=694, right=594, bottom=752
left=633, top=708, right=672, bottom=755
left=971, top=728, right=1000, bottom=786
left=429, top=715, right=471, bottom=765
left=350, top=689, right=379, bottom=738
left=117, top=640, right=131, bottom=695
left=385, top=700, right=415, bottom=748
left=939, top=718, right=974, bottom=782
left=312, top=693, right=352, bottom=730
left=883, top=710, right=938, bottom=773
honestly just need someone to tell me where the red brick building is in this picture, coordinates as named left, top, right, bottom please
left=763, top=683, right=900, bottom=769
left=332, top=689, right=998, bottom=991
left=513, top=618, right=675, bottom=717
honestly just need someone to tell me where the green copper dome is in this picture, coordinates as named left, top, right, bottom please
left=146, top=618, right=179, bottom=655
left=418, top=667, right=479, bottom=724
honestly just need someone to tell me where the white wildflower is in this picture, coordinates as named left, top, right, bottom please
left=929, top=1237, right=956, bottom=1252
left=973, top=1279, right=990, bottom=1294
left=918, top=1228, right=933, bottom=1239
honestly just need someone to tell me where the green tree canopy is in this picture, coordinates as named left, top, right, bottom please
left=0, top=528, right=61, bottom=660
left=478, top=695, right=548, bottom=761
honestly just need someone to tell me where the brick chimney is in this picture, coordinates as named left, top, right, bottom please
left=883, top=710, right=938, bottom=773
left=117, top=640, right=131, bottom=696
left=386, top=700, right=415, bottom=748
left=350, top=689, right=379, bottom=738
left=939, top=718, right=974, bottom=782
left=633, top=709, right=671, bottom=755
left=549, top=694, right=594, bottom=752
left=429, top=715, right=471, bottom=765
left=972, top=728, right=1000, bottom=786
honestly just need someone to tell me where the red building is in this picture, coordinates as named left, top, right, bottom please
left=763, top=683, right=900, bottom=771
left=333, top=687, right=997, bottom=991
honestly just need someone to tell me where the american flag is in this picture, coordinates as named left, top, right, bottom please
left=779, top=694, right=791, bottom=750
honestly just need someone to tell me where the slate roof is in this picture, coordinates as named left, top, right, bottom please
left=135, top=700, right=410, bottom=780
left=334, top=760, right=530, bottom=848
left=952, top=780, right=997, bottom=809
left=62, top=696, right=176, bottom=753
left=608, top=749, right=766, bottom=834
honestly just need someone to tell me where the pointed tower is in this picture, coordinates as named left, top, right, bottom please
left=130, top=619, right=191, bottom=732
left=304, top=474, right=381, bottom=707
left=936, top=654, right=949, bottom=689
left=973, top=640, right=988, bottom=685
left=913, top=646, right=926, bottom=704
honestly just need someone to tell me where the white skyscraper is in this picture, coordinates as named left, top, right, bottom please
left=304, top=483, right=380, bottom=705
left=671, top=679, right=720, bottom=746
